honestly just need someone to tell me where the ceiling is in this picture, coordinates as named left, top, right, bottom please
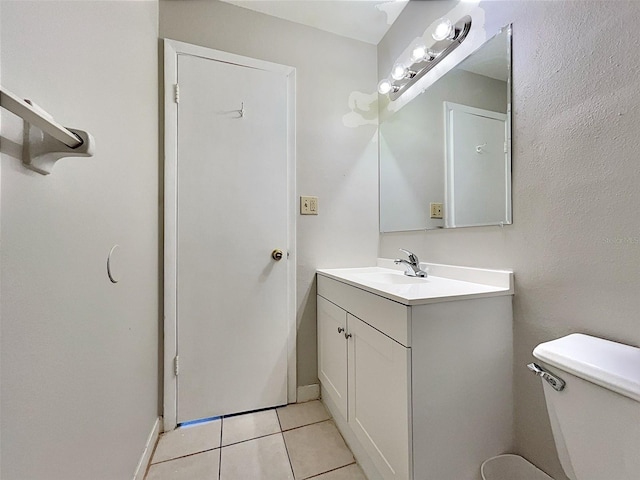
left=219, top=0, right=410, bottom=45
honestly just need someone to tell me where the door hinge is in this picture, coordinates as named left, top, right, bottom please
left=174, top=355, right=179, bottom=376
left=174, top=83, right=180, bottom=104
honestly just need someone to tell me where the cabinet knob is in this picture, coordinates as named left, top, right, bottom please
left=345, top=332, right=352, bottom=339
left=337, top=327, right=345, bottom=334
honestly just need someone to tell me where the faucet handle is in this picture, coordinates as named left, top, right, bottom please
left=398, top=248, right=419, bottom=265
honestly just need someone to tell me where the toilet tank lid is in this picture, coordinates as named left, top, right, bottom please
left=533, top=333, right=640, bottom=402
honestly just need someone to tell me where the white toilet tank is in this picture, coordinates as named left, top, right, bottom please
left=532, top=333, right=640, bottom=480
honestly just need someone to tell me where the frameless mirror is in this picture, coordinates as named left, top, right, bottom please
left=380, top=25, right=512, bottom=232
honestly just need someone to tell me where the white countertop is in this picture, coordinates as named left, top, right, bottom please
left=317, top=259, right=513, bottom=306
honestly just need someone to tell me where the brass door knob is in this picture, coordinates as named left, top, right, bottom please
left=272, top=249, right=284, bottom=261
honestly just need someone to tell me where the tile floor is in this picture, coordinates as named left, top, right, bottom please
left=145, top=400, right=368, bottom=480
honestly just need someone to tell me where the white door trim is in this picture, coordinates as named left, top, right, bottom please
left=163, top=39, right=296, bottom=431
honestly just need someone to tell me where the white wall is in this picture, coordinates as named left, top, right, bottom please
left=159, top=0, right=380, bottom=387
left=379, top=1, right=640, bottom=479
left=0, top=2, right=159, bottom=479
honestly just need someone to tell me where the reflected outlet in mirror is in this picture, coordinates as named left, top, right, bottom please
left=380, top=25, right=512, bottom=232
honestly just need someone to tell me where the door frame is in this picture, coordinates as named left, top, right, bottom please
left=443, top=101, right=510, bottom=227
left=163, top=39, right=297, bottom=431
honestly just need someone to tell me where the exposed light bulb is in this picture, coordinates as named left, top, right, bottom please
left=377, top=79, right=393, bottom=95
left=410, top=43, right=439, bottom=63
left=391, top=63, right=408, bottom=81
left=432, top=18, right=454, bottom=41
left=410, top=43, right=428, bottom=63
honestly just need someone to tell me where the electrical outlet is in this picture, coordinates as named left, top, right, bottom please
left=301, top=196, right=318, bottom=215
left=430, top=202, right=443, bottom=219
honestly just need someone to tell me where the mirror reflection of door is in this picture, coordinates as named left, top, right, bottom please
left=444, top=103, right=509, bottom=228
left=379, top=25, right=512, bottom=232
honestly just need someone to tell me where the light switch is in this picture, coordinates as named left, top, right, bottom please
left=301, top=196, right=318, bottom=215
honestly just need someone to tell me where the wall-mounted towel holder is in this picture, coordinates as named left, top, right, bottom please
left=0, top=86, right=95, bottom=175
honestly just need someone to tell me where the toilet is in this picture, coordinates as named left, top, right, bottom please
left=530, top=333, right=640, bottom=480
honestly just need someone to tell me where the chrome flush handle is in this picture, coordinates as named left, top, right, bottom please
left=527, top=363, right=566, bottom=392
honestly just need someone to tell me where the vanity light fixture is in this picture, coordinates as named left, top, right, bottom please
left=378, top=15, right=472, bottom=100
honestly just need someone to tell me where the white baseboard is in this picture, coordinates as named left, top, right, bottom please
left=133, top=416, right=162, bottom=480
left=296, top=384, right=320, bottom=403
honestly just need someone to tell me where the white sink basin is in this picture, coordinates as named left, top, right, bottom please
left=317, top=262, right=514, bottom=305
left=353, top=271, right=429, bottom=285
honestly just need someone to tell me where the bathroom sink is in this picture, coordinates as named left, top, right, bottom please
left=317, top=262, right=514, bottom=306
left=353, top=271, right=429, bottom=285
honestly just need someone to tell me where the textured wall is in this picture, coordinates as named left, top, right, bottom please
left=379, top=1, right=640, bottom=478
left=160, top=0, right=379, bottom=388
left=0, top=2, right=159, bottom=479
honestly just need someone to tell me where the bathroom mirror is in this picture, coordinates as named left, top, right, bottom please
left=380, top=25, right=512, bottom=232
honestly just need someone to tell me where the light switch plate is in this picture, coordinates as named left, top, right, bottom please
left=301, top=196, right=318, bottom=215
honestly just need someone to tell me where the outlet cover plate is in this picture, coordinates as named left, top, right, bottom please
left=430, top=202, right=443, bottom=219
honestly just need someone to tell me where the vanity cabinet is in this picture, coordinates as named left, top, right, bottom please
left=317, top=295, right=411, bottom=480
left=317, top=269, right=513, bottom=480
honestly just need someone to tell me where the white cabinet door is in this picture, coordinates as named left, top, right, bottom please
left=317, top=296, right=348, bottom=420
left=347, top=314, right=411, bottom=480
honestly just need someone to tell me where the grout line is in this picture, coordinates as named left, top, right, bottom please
left=218, top=417, right=223, bottom=480
left=303, top=461, right=357, bottom=479
left=278, top=412, right=297, bottom=479
left=281, top=417, right=332, bottom=433
left=281, top=432, right=296, bottom=479
left=150, top=447, right=221, bottom=466
left=221, top=431, right=283, bottom=448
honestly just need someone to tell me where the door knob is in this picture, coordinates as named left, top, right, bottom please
left=338, top=327, right=345, bottom=334
left=271, top=249, right=284, bottom=261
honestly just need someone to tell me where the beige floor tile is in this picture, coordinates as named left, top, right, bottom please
left=283, top=420, right=354, bottom=479
left=222, top=409, right=281, bottom=446
left=220, top=433, right=294, bottom=480
left=310, top=464, right=366, bottom=480
left=145, top=450, right=220, bottom=480
left=151, top=419, right=222, bottom=463
left=277, top=400, right=331, bottom=431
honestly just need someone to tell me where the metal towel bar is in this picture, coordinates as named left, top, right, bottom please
left=1, top=86, right=82, bottom=148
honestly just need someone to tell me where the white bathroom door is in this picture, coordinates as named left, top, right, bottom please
left=171, top=47, right=295, bottom=424
left=445, top=102, right=508, bottom=227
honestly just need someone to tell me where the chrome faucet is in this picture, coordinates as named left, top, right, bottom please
left=394, top=249, right=427, bottom=277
